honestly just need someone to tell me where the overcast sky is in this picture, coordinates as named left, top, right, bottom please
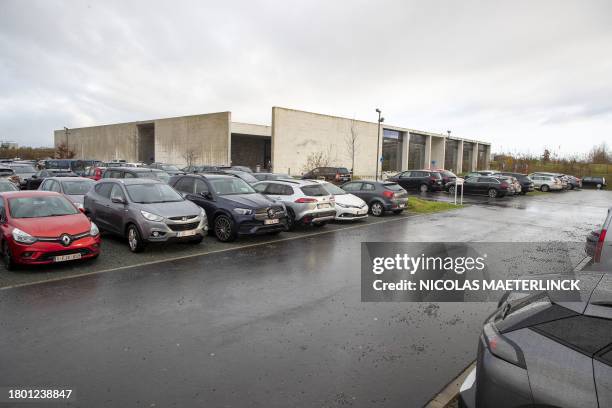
left=1, top=0, right=611, bottom=156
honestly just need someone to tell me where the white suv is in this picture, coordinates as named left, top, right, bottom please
left=529, top=175, right=563, bottom=192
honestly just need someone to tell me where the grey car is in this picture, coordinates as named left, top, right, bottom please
left=253, top=179, right=336, bottom=229
left=38, top=176, right=95, bottom=210
left=340, top=180, right=408, bottom=216
left=84, top=179, right=207, bottom=252
left=459, top=272, right=612, bottom=408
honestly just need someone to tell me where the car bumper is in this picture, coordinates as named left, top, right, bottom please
left=141, top=217, right=207, bottom=242
left=299, top=210, right=337, bottom=224
left=384, top=198, right=408, bottom=210
left=10, top=235, right=101, bottom=265
left=334, top=206, right=369, bottom=220
left=237, top=218, right=288, bottom=235
left=458, top=367, right=476, bottom=408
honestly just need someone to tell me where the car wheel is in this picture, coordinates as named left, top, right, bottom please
left=393, top=209, right=403, bottom=214
left=312, top=222, right=327, bottom=227
left=448, top=185, right=456, bottom=195
left=286, top=209, right=296, bottom=231
left=419, top=184, right=428, bottom=193
left=126, top=224, right=146, bottom=253
left=2, top=241, right=15, bottom=271
left=370, top=201, right=384, bottom=217
left=596, top=183, right=602, bottom=189
left=541, top=184, right=549, bottom=192
left=488, top=188, right=498, bottom=198
left=520, top=191, right=527, bottom=195
left=214, top=214, right=237, bottom=242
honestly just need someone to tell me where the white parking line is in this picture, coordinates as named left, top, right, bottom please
left=0, top=212, right=438, bottom=291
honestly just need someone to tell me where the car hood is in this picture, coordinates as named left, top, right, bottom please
left=11, top=213, right=91, bottom=237
left=135, top=200, right=201, bottom=217
left=334, top=193, right=366, bottom=207
left=220, top=193, right=276, bottom=209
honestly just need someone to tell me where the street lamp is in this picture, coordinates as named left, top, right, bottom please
left=375, top=109, right=384, bottom=180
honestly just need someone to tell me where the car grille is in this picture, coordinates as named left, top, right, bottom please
left=36, top=231, right=90, bottom=244
left=255, top=206, right=285, bottom=220
left=168, top=215, right=199, bottom=221
left=168, top=222, right=200, bottom=231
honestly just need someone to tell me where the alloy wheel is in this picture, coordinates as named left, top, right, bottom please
left=3, top=241, right=13, bottom=270
left=419, top=184, right=428, bottom=193
left=215, top=216, right=233, bottom=241
left=448, top=186, right=456, bottom=195
left=488, top=188, right=498, bottom=198
left=371, top=202, right=383, bottom=216
left=128, top=227, right=138, bottom=251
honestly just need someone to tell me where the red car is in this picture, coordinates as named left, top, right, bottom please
left=0, top=191, right=101, bottom=269
left=84, top=166, right=107, bottom=181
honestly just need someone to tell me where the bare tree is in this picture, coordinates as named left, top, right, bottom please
left=182, top=147, right=200, bottom=169
left=302, top=145, right=334, bottom=174
left=588, top=142, right=611, bottom=164
left=345, top=120, right=358, bottom=172
left=55, top=142, right=75, bottom=159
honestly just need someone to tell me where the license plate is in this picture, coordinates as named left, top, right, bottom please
left=318, top=203, right=330, bottom=209
left=54, top=253, right=82, bottom=262
left=264, top=219, right=279, bottom=225
left=177, top=230, right=197, bottom=237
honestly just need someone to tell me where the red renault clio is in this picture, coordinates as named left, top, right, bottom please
left=0, top=191, right=101, bottom=269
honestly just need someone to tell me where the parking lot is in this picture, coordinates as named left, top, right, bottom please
left=1, top=189, right=610, bottom=407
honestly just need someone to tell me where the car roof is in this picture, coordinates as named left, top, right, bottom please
left=45, top=177, right=93, bottom=182
left=0, top=190, right=62, bottom=198
left=260, top=178, right=319, bottom=186
left=108, top=167, right=162, bottom=172
left=181, top=173, right=235, bottom=180
left=101, top=178, right=162, bottom=185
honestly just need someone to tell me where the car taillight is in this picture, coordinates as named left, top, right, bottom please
left=500, top=182, right=509, bottom=189
left=382, top=190, right=395, bottom=199
left=335, top=173, right=340, bottom=181
left=595, top=228, right=607, bottom=262
left=295, top=197, right=318, bottom=203
left=483, top=323, right=526, bottom=368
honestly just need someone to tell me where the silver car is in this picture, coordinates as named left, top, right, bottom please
left=253, top=179, right=336, bottom=229
left=529, top=174, right=564, bottom=192
left=84, top=178, right=207, bottom=252
left=38, top=176, right=95, bottom=210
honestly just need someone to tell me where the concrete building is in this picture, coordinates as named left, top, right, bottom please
left=54, top=107, right=490, bottom=177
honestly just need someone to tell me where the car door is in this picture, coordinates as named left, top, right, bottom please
left=342, top=182, right=363, bottom=200
left=106, top=184, right=127, bottom=234
left=462, top=177, right=478, bottom=194
left=360, top=182, right=377, bottom=203
left=89, top=182, right=114, bottom=230
left=396, top=171, right=411, bottom=190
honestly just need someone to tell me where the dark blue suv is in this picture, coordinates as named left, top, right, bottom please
left=169, top=174, right=288, bottom=242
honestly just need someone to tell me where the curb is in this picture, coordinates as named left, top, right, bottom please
left=424, top=361, right=475, bottom=408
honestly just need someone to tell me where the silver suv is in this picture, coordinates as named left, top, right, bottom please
left=84, top=178, right=207, bottom=252
left=253, top=179, right=336, bottom=229
left=529, top=174, right=563, bottom=192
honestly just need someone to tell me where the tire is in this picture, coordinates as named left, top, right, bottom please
left=597, top=183, right=602, bottom=190
left=541, top=185, right=550, bottom=192
left=2, top=241, right=15, bottom=271
left=126, top=224, right=146, bottom=253
left=286, top=208, right=296, bottom=231
left=520, top=191, right=527, bottom=195
left=393, top=209, right=403, bottom=214
left=370, top=201, right=384, bottom=217
left=448, top=186, right=456, bottom=195
left=214, top=214, right=237, bottom=242
left=419, top=184, right=429, bottom=193
left=488, top=188, right=498, bottom=198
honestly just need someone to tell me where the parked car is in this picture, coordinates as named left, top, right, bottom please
left=465, top=170, right=497, bottom=177
left=84, top=179, right=206, bottom=252
left=102, top=167, right=170, bottom=184
left=585, top=207, right=611, bottom=265
left=43, top=159, right=101, bottom=175
left=219, top=165, right=253, bottom=173
left=5, top=163, right=36, bottom=187
left=496, top=175, right=521, bottom=195
left=0, top=167, right=20, bottom=186
left=253, top=172, right=292, bottom=181
left=38, top=176, right=95, bottom=210
left=459, top=273, right=612, bottom=408
left=169, top=174, right=287, bottom=242
left=386, top=170, right=443, bottom=193
left=181, top=165, right=220, bottom=173
left=252, top=179, right=336, bottom=229
left=83, top=166, right=107, bottom=181
left=529, top=174, right=564, bottom=192
left=446, top=176, right=509, bottom=198
left=495, top=172, right=534, bottom=195
left=431, top=169, right=458, bottom=184
left=148, top=163, right=184, bottom=176
left=341, top=180, right=408, bottom=216
left=565, top=175, right=582, bottom=189
left=314, top=180, right=368, bottom=221
left=529, top=172, right=569, bottom=189
left=213, top=169, right=259, bottom=185
left=0, top=179, right=19, bottom=192
left=582, top=176, right=607, bottom=190
left=0, top=191, right=101, bottom=269
left=24, top=169, right=77, bottom=190
left=302, top=167, right=352, bottom=184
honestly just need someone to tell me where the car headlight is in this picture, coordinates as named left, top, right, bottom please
left=90, top=222, right=100, bottom=236
left=233, top=208, right=252, bottom=215
left=12, top=228, right=37, bottom=244
left=74, top=202, right=84, bottom=209
left=140, top=210, right=164, bottom=222
left=199, top=208, right=207, bottom=220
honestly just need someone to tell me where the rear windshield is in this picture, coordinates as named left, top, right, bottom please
left=383, top=183, right=403, bottom=191
left=62, top=180, right=95, bottom=195
left=9, top=165, right=35, bottom=174
left=234, top=172, right=258, bottom=184
left=301, top=185, right=329, bottom=196
left=440, top=171, right=456, bottom=177
left=139, top=171, right=170, bottom=183
left=337, top=168, right=350, bottom=174
left=430, top=172, right=442, bottom=179
left=322, top=183, right=346, bottom=195
left=9, top=196, right=79, bottom=218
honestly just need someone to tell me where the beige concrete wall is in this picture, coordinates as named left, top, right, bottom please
left=54, top=123, right=140, bottom=162
left=430, top=136, right=445, bottom=169
left=154, top=112, right=231, bottom=166
left=231, top=122, right=271, bottom=137
left=271, top=107, right=381, bottom=177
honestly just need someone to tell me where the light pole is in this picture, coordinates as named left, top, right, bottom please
left=375, top=108, right=384, bottom=180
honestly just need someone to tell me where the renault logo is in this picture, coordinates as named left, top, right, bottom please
left=60, top=234, right=72, bottom=246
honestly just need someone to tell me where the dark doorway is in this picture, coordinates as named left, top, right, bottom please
left=137, top=123, right=155, bottom=164
left=231, top=134, right=271, bottom=171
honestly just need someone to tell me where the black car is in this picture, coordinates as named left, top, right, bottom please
left=25, top=169, right=77, bottom=190
left=169, top=174, right=288, bottom=242
left=340, top=180, right=408, bottom=216
left=582, top=176, right=607, bottom=190
left=459, top=272, right=612, bottom=408
left=496, top=172, right=535, bottom=195
left=446, top=176, right=509, bottom=198
left=302, top=167, right=351, bottom=184
left=386, top=170, right=443, bottom=193
left=102, top=167, right=170, bottom=184
left=253, top=172, right=292, bottom=181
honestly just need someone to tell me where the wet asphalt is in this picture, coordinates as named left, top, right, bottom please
left=0, top=189, right=610, bottom=408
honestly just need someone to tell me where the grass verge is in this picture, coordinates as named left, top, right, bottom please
left=408, top=197, right=464, bottom=213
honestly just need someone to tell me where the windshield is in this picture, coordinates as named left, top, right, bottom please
left=0, top=182, right=18, bottom=192
left=384, top=183, right=404, bottom=191
left=441, top=171, right=456, bottom=177
left=9, top=196, right=79, bottom=218
left=62, top=180, right=95, bottom=195
left=321, top=183, right=346, bottom=195
left=139, top=171, right=170, bottom=183
left=9, top=165, right=35, bottom=174
left=210, top=178, right=255, bottom=195
left=337, top=168, right=350, bottom=174
left=125, top=183, right=183, bottom=203
left=233, top=172, right=258, bottom=184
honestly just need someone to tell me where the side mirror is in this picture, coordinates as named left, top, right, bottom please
left=31, top=175, right=38, bottom=179
left=111, top=197, right=125, bottom=204
left=201, top=191, right=213, bottom=200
